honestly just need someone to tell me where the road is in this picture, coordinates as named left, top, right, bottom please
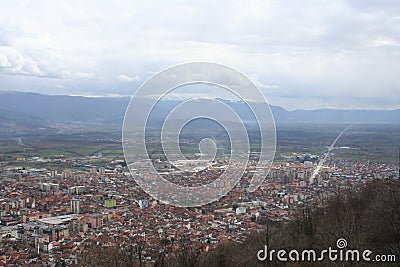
left=310, top=125, right=352, bottom=183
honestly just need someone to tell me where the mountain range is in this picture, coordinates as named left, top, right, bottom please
left=0, top=91, right=398, bottom=132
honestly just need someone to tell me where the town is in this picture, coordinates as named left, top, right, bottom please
left=0, top=149, right=397, bottom=266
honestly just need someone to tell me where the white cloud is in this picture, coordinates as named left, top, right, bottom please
left=0, top=46, right=24, bottom=73
left=74, top=71, right=95, bottom=80
left=61, top=70, right=71, bottom=79
left=117, top=74, right=140, bottom=82
left=249, top=74, right=279, bottom=90
left=0, top=53, right=12, bottom=68
left=371, top=38, right=399, bottom=47
left=23, top=59, right=44, bottom=76
left=0, top=46, right=49, bottom=77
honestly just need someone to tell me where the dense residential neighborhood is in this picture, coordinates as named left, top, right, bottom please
left=0, top=152, right=397, bottom=266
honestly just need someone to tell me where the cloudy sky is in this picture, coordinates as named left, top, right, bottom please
left=0, top=0, right=399, bottom=110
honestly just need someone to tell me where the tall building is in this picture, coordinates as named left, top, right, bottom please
left=70, top=197, right=80, bottom=214
left=91, top=214, right=103, bottom=229
left=62, top=171, right=71, bottom=179
left=104, top=199, right=116, bottom=208
left=68, top=186, right=86, bottom=195
left=41, top=183, right=59, bottom=191
left=139, top=199, right=149, bottom=209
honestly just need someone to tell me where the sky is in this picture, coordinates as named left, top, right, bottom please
left=0, top=0, right=399, bottom=110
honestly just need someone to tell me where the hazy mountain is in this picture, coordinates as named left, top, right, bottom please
left=0, top=91, right=398, bottom=132
left=0, top=91, right=129, bottom=133
left=0, top=108, right=48, bottom=132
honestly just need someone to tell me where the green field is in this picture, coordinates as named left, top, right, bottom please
left=1, top=123, right=399, bottom=167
